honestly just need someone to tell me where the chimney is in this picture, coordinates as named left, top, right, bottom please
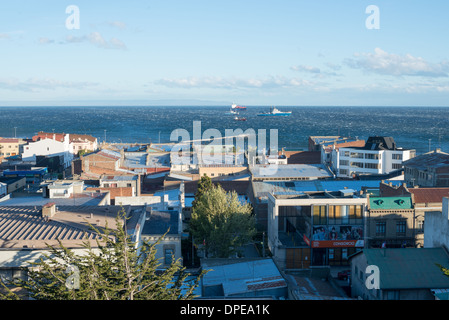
left=42, top=202, right=56, bottom=220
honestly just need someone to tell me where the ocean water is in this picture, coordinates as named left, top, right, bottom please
left=0, top=105, right=447, bottom=155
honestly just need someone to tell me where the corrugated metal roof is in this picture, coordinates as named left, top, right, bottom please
left=362, top=248, right=449, bottom=290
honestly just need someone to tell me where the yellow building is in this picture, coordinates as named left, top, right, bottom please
left=0, top=138, right=27, bottom=157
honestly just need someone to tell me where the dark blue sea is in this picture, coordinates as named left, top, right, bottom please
left=0, top=106, right=447, bottom=155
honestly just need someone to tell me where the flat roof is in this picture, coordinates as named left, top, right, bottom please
left=251, top=164, right=332, bottom=180
left=354, top=248, right=449, bottom=290
left=201, top=259, right=287, bottom=297
left=252, top=179, right=403, bottom=200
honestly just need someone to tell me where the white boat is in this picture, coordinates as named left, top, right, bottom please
left=225, top=108, right=238, bottom=115
left=257, top=107, right=292, bottom=116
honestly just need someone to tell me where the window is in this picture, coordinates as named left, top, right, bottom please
left=365, top=153, right=380, bottom=160
left=376, top=221, right=386, bottom=236
left=350, top=152, right=364, bottom=159
left=392, top=163, right=403, bottom=170
left=350, top=162, right=364, bottom=168
left=339, top=169, right=349, bottom=175
left=339, top=160, right=349, bottom=166
left=392, top=154, right=403, bottom=160
left=365, top=163, right=380, bottom=169
left=313, top=205, right=327, bottom=225
left=396, top=221, right=406, bottom=236
left=417, top=220, right=424, bottom=232
left=164, top=249, right=174, bottom=265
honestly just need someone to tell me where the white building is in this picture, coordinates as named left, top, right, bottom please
left=22, top=134, right=74, bottom=169
left=69, top=134, right=98, bottom=155
left=332, top=136, right=415, bottom=178
left=424, top=197, right=449, bottom=249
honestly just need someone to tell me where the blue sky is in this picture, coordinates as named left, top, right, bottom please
left=1, top=0, right=449, bottom=106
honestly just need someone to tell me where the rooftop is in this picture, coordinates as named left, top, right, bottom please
left=369, top=196, right=413, bottom=210
left=250, top=164, right=332, bottom=180
left=409, top=188, right=449, bottom=204
left=201, top=259, right=287, bottom=297
left=352, top=248, right=449, bottom=290
left=403, top=149, right=449, bottom=169
left=142, top=209, right=179, bottom=235
left=0, top=205, right=126, bottom=249
left=252, top=179, right=403, bottom=200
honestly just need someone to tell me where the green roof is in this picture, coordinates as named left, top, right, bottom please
left=361, top=248, right=449, bottom=290
left=369, top=196, right=412, bottom=210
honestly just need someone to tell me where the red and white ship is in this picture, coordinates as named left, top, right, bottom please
left=231, top=103, right=247, bottom=110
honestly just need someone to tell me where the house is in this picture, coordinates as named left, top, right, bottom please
left=141, top=208, right=183, bottom=269
left=0, top=204, right=146, bottom=294
left=366, top=196, right=416, bottom=248
left=266, top=191, right=367, bottom=270
left=320, top=139, right=366, bottom=168
left=69, top=133, right=98, bottom=155
left=403, top=149, right=449, bottom=187
left=333, top=136, right=415, bottom=178
left=22, top=133, right=74, bottom=169
left=350, top=247, right=449, bottom=300
left=379, top=181, right=449, bottom=247
left=0, top=177, right=27, bottom=194
left=76, top=149, right=121, bottom=178
left=0, top=138, right=27, bottom=158
left=2, top=167, right=48, bottom=184
left=99, top=174, right=140, bottom=197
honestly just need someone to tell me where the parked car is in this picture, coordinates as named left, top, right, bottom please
left=337, top=269, right=351, bottom=281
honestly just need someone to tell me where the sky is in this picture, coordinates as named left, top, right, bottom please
left=1, top=0, right=449, bottom=107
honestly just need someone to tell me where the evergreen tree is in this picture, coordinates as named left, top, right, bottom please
left=0, top=209, right=205, bottom=300
left=190, top=183, right=256, bottom=258
left=191, top=174, right=213, bottom=209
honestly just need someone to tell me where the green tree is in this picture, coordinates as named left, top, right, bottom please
left=0, top=209, right=205, bottom=300
left=191, top=174, right=213, bottom=209
left=190, top=183, right=256, bottom=258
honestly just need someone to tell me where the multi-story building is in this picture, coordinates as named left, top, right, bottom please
left=403, top=149, right=449, bottom=187
left=350, top=247, right=449, bottom=300
left=266, top=190, right=367, bottom=270
left=69, top=134, right=98, bottom=155
left=366, top=196, right=416, bottom=248
left=0, top=138, right=27, bottom=158
left=22, top=133, right=74, bottom=169
left=332, top=136, right=415, bottom=178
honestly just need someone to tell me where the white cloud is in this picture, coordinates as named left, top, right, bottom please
left=344, top=48, right=449, bottom=78
left=107, top=21, right=127, bottom=29
left=290, top=65, right=321, bottom=74
left=65, top=32, right=127, bottom=50
left=38, top=37, right=54, bottom=45
left=154, top=76, right=313, bottom=90
left=0, top=77, right=98, bottom=92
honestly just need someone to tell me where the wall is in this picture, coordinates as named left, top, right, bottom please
left=199, top=165, right=248, bottom=180
left=424, top=197, right=449, bottom=248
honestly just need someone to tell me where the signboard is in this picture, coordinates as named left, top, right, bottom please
left=311, top=239, right=364, bottom=248
left=309, top=224, right=364, bottom=248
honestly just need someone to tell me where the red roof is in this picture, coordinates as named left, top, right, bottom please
left=409, top=188, right=449, bottom=203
